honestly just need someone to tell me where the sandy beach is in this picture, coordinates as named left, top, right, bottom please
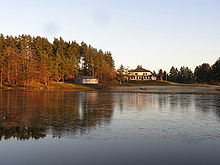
left=109, top=86, right=220, bottom=94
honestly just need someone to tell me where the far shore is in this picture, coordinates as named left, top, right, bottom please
left=109, top=85, right=220, bottom=95
left=0, top=81, right=95, bottom=92
left=1, top=81, right=220, bottom=94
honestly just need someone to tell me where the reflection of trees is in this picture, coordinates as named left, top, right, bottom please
left=78, top=92, right=114, bottom=132
left=1, top=91, right=219, bottom=141
left=115, top=93, right=219, bottom=117
left=194, top=95, right=220, bottom=119
left=158, top=94, right=168, bottom=108
left=179, top=95, right=193, bottom=109
left=194, top=95, right=212, bottom=112
left=0, top=126, right=46, bottom=140
left=169, top=95, right=179, bottom=109
left=0, top=91, right=114, bottom=140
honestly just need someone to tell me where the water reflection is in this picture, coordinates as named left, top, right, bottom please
left=194, top=95, right=220, bottom=119
left=0, top=91, right=114, bottom=140
left=1, top=91, right=220, bottom=165
left=0, top=91, right=220, bottom=141
left=114, top=93, right=220, bottom=122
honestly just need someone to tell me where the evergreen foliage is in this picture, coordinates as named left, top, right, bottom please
left=116, top=64, right=128, bottom=84
left=167, top=59, right=220, bottom=84
left=194, top=63, right=211, bottom=83
left=0, top=34, right=115, bottom=86
left=211, top=58, right=220, bottom=83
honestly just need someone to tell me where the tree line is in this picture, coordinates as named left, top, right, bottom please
left=157, top=58, right=220, bottom=84
left=117, top=58, right=220, bottom=85
left=0, top=34, right=115, bottom=87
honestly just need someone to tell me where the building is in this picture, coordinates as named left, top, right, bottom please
left=75, top=76, right=99, bottom=84
left=128, top=66, right=156, bottom=81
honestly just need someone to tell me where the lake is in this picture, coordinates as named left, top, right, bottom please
left=0, top=91, right=220, bottom=165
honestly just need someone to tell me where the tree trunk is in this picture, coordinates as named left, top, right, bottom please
left=7, top=63, right=10, bottom=85
left=15, top=67, right=18, bottom=86
left=0, top=68, right=3, bottom=85
left=62, top=74, right=64, bottom=82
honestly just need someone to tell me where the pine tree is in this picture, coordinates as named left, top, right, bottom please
left=194, top=63, right=211, bottom=83
left=117, top=65, right=126, bottom=84
left=0, top=34, right=116, bottom=86
left=0, top=34, right=5, bottom=85
left=158, top=69, right=163, bottom=80
left=3, top=47, right=20, bottom=86
left=168, top=66, right=178, bottom=82
left=211, top=58, right=220, bottom=83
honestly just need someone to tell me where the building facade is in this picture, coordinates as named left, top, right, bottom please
left=75, top=76, right=99, bottom=84
left=128, top=66, right=156, bottom=81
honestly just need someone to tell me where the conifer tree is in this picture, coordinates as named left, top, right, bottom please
left=211, top=58, right=220, bottom=83
left=194, top=63, right=211, bottom=83
left=0, top=34, right=116, bottom=86
left=168, top=67, right=178, bottom=82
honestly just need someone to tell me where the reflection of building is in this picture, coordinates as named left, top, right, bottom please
left=75, top=76, right=99, bottom=84
left=129, top=66, right=156, bottom=80
left=126, top=93, right=153, bottom=108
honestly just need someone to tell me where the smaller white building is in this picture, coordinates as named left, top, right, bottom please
left=75, top=76, right=99, bottom=84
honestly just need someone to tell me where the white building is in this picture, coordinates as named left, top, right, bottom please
left=75, top=76, right=99, bottom=84
left=128, top=66, right=156, bottom=81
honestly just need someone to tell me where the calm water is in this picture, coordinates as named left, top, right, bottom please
left=0, top=91, right=220, bottom=165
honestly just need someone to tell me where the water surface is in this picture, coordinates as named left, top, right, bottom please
left=0, top=91, right=220, bottom=165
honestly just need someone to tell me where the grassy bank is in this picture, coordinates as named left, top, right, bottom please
left=109, top=81, right=220, bottom=95
left=1, top=80, right=218, bottom=92
left=115, top=80, right=219, bottom=87
left=0, top=81, right=94, bottom=92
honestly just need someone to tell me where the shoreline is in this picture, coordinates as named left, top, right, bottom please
left=1, top=82, right=220, bottom=94
left=0, top=81, right=95, bottom=92
left=108, top=85, right=220, bottom=95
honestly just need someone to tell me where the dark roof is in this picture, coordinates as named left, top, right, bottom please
left=129, top=66, right=151, bottom=72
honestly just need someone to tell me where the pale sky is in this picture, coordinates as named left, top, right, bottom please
left=0, top=0, right=219, bottom=72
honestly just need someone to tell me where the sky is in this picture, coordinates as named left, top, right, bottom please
left=0, top=0, right=219, bottom=72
